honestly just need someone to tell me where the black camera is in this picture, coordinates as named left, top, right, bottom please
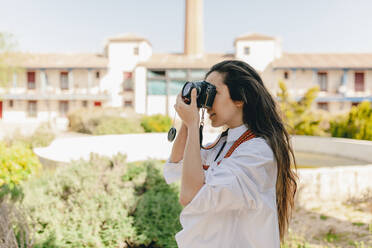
left=181, top=81, right=216, bottom=109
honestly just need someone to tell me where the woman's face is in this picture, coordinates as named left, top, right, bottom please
left=205, top=71, right=244, bottom=128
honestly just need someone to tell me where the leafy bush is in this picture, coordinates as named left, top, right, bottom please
left=68, top=107, right=144, bottom=135
left=22, top=153, right=136, bottom=248
left=329, top=101, right=372, bottom=140
left=93, top=116, right=144, bottom=135
left=141, top=114, right=172, bottom=133
left=4, top=122, right=55, bottom=149
left=0, top=142, right=42, bottom=200
left=29, top=123, right=56, bottom=148
left=134, top=163, right=182, bottom=247
left=20, top=155, right=182, bottom=247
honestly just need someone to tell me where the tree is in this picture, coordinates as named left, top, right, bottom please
left=277, top=80, right=326, bottom=136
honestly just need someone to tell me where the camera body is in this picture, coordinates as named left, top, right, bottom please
left=181, top=81, right=216, bottom=109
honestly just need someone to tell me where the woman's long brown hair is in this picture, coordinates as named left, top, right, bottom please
left=206, top=60, right=298, bottom=241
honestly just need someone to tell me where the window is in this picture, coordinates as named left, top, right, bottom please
left=9, top=100, right=13, bottom=108
left=168, top=70, right=187, bottom=78
left=124, top=100, right=133, bottom=107
left=148, top=79, right=166, bottom=95
left=27, top=101, right=37, bottom=117
left=60, top=72, right=69, bottom=90
left=147, top=70, right=165, bottom=78
left=169, top=80, right=185, bottom=95
left=59, top=101, right=69, bottom=116
left=123, top=72, right=134, bottom=91
left=133, top=47, right=139, bottom=55
left=317, top=102, right=329, bottom=111
left=317, top=72, right=328, bottom=91
left=352, top=102, right=360, bottom=107
left=82, top=100, right=88, bottom=108
left=96, top=71, right=100, bottom=79
left=94, top=101, right=102, bottom=107
left=354, top=72, right=365, bottom=92
left=244, top=46, right=250, bottom=55
left=190, top=69, right=207, bottom=79
left=27, top=72, right=36, bottom=89
left=284, top=71, right=289, bottom=79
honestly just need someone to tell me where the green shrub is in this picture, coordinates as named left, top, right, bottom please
left=141, top=114, right=172, bottom=133
left=21, top=155, right=182, bottom=247
left=4, top=123, right=55, bottom=149
left=29, top=123, right=56, bottom=148
left=329, top=101, right=372, bottom=140
left=129, top=161, right=182, bottom=247
left=21, top=153, right=136, bottom=248
left=93, top=116, right=144, bottom=135
left=0, top=142, right=42, bottom=200
left=68, top=107, right=144, bottom=135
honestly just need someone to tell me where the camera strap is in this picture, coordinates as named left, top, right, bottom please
left=167, top=111, right=177, bottom=142
left=202, top=129, right=256, bottom=170
left=199, top=91, right=211, bottom=148
left=199, top=108, right=205, bottom=148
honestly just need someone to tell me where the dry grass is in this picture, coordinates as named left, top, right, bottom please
left=283, top=190, right=372, bottom=247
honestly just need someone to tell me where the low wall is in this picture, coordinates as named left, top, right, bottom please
left=293, top=135, right=372, bottom=201
left=293, top=135, right=372, bottom=163
left=297, top=165, right=372, bottom=201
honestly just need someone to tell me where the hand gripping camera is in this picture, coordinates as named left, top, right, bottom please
left=168, top=81, right=217, bottom=143
left=181, top=81, right=217, bottom=109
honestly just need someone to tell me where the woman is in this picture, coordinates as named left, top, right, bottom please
left=163, top=60, right=297, bottom=247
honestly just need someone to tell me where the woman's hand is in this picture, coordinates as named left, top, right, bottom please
left=175, top=88, right=200, bottom=128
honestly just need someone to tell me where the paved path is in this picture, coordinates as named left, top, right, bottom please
left=34, top=132, right=220, bottom=164
left=34, top=132, right=371, bottom=167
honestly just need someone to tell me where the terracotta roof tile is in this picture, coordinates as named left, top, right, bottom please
left=272, top=53, right=372, bottom=69
left=2, top=53, right=108, bottom=68
left=138, top=53, right=235, bottom=69
left=234, top=33, right=276, bottom=44
left=105, top=33, right=151, bottom=45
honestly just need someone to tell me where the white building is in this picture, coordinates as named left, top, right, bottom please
left=0, top=53, right=108, bottom=125
left=1, top=0, right=371, bottom=124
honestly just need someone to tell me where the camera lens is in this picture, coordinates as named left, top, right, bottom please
left=182, top=82, right=193, bottom=96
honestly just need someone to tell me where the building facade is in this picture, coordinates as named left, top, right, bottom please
left=1, top=0, right=371, bottom=124
left=0, top=53, right=109, bottom=125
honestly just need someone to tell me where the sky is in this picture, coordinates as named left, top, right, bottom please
left=1, top=0, right=372, bottom=54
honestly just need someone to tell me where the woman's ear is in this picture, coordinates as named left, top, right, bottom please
left=234, top=101, right=244, bottom=108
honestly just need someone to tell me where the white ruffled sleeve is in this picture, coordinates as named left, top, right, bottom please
left=163, top=159, right=183, bottom=184
left=181, top=139, right=276, bottom=214
left=163, top=142, right=213, bottom=184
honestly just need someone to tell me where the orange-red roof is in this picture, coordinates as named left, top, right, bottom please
left=272, top=53, right=372, bottom=69
left=2, top=53, right=108, bottom=68
left=138, top=53, right=235, bottom=69
left=105, top=33, right=151, bottom=45
left=234, top=33, right=276, bottom=45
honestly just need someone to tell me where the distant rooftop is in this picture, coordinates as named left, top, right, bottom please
left=138, top=53, right=235, bottom=69
left=272, top=53, right=372, bottom=69
left=3, top=53, right=108, bottom=69
left=234, top=33, right=276, bottom=45
left=105, top=33, right=151, bottom=45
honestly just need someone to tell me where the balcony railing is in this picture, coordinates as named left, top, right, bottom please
left=0, top=85, right=110, bottom=100
left=2, top=84, right=108, bottom=95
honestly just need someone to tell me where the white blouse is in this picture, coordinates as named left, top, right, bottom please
left=163, top=124, right=280, bottom=248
